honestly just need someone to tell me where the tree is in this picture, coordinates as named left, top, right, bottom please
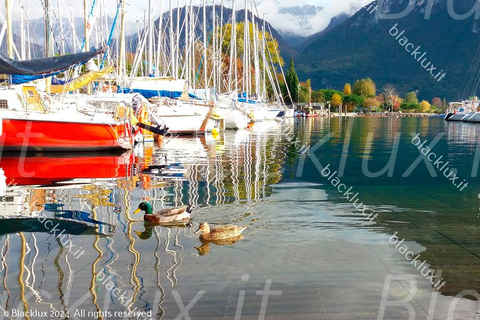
left=331, top=93, right=343, bottom=107
left=311, top=90, right=325, bottom=103
left=344, top=94, right=365, bottom=111
left=364, top=97, right=381, bottom=109
left=383, top=84, right=399, bottom=112
left=285, top=58, right=299, bottom=104
left=442, top=98, right=448, bottom=110
left=217, top=22, right=283, bottom=95
left=320, top=89, right=344, bottom=102
left=343, top=83, right=352, bottom=95
left=400, top=103, right=421, bottom=112
left=419, top=100, right=431, bottom=113
left=432, top=97, right=442, bottom=109
left=404, top=91, right=419, bottom=104
left=353, top=78, right=376, bottom=96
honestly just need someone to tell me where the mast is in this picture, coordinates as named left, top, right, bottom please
left=218, top=0, right=224, bottom=93
left=169, top=0, right=174, bottom=77
left=252, top=1, right=260, bottom=99
left=44, top=0, right=53, bottom=57
left=190, top=0, right=195, bottom=88
left=262, top=16, right=267, bottom=101
left=228, top=0, right=236, bottom=92
left=57, top=1, right=65, bottom=55
left=83, top=0, right=89, bottom=53
left=212, top=0, right=216, bottom=93
left=185, top=1, right=189, bottom=84
left=156, top=0, right=165, bottom=76
left=203, top=0, right=207, bottom=94
left=119, top=0, right=127, bottom=77
left=148, top=0, right=153, bottom=75
left=176, top=0, right=180, bottom=78
left=5, top=0, right=13, bottom=58
left=243, top=0, right=248, bottom=99
left=20, top=6, right=25, bottom=59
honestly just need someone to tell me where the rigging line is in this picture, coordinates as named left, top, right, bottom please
left=50, top=2, right=72, bottom=53
left=195, top=30, right=214, bottom=84
left=39, top=0, right=62, bottom=55
left=100, top=0, right=123, bottom=68
left=20, top=1, right=42, bottom=57
left=80, top=0, right=98, bottom=52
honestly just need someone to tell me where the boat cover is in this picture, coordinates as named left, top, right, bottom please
left=0, top=48, right=106, bottom=75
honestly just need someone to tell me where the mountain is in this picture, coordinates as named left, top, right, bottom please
left=275, top=4, right=325, bottom=38
left=126, top=5, right=297, bottom=61
left=295, top=0, right=480, bottom=101
left=9, top=17, right=137, bottom=57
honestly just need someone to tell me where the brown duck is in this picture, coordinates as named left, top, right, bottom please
left=194, top=222, right=246, bottom=241
left=134, top=202, right=192, bottom=224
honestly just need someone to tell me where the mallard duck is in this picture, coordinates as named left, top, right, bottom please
left=194, top=222, right=246, bottom=241
left=133, top=202, right=192, bottom=224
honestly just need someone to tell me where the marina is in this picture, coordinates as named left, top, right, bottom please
left=1, top=117, right=480, bottom=319
left=1, top=0, right=480, bottom=319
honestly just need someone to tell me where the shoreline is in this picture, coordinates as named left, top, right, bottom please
left=330, top=112, right=442, bottom=118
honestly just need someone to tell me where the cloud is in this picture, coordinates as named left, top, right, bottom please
left=257, top=0, right=372, bottom=37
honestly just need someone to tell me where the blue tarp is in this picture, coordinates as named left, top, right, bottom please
left=188, top=93, right=202, bottom=100
left=117, top=86, right=182, bottom=99
left=10, top=71, right=61, bottom=84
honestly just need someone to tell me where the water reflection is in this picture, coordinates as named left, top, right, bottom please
left=0, top=122, right=290, bottom=318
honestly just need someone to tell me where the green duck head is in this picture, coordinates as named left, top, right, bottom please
left=134, top=202, right=153, bottom=215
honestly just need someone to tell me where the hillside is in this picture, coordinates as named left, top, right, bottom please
left=295, top=0, right=480, bottom=101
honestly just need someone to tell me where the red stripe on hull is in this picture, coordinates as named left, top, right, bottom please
left=0, top=119, right=132, bottom=151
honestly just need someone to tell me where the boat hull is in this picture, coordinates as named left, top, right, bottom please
left=0, top=118, right=132, bottom=151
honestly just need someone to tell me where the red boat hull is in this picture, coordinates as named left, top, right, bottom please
left=0, top=118, right=132, bottom=151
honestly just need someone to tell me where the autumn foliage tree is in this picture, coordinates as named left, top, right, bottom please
left=353, top=78, right=376, bottom=96
left=331, top=93, right=343, bottom=108
left=419, top=100, right=431, bottom=113
left=343, top=83, right=352, bottom=95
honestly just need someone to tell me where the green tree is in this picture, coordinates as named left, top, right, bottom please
left=344, top=94, right=365, bottom=111
left=400, top=103, right=421, bottom=112
left=404, top=91, right=419, bottom=104
left=285, top=58, right=300, bottom=104
left=343, top=83, right=352, bottom=95
left=353, top=78, right=376, bottom=96
left=311, top=90, right=325, bottom=103
left=320, top=89, right=344, bottom=102
left=442, top=98, right=448, bottom=111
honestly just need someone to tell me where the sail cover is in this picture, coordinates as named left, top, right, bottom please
left=0, top=48, right=106, bottom=75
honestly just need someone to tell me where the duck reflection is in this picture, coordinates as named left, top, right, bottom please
left=194, top=235, right=244, bottom=256
left=135, top=221, right=193, bottom=240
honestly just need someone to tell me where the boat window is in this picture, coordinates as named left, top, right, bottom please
left=27, top=90, right=35, bottom=97
left=0, top=99, right=8, bottom=109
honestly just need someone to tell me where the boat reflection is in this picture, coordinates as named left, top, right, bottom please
left=0, top=150, right=136, bottom=187
left=0, top=217, right=114, bottom=237
left=0, top=121, right=292, bottom=318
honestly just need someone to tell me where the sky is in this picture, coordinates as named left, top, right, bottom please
left=2, top=0, right=371, bottom=37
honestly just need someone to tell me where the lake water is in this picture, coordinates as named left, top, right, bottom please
left=1, top=117, right=480, bottom=319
